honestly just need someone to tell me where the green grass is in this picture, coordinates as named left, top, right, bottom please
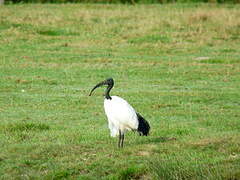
left=0, top=3, right=240, bottom=179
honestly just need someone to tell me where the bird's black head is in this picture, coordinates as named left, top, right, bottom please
left=89, top=78, right=114, bottom=99
left=105, top=78, right=114, bottom=86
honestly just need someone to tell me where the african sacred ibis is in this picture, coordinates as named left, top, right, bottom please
left=89, top=78, right=150, bottom=148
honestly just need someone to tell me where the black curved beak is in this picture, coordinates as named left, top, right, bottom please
left=89, top=80, right=107, bottom=96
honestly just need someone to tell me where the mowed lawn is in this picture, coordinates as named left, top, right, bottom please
left=0, top=3, right=240, bottom=179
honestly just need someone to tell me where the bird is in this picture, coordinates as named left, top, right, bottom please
left=89, top=78, right=150, bottom=148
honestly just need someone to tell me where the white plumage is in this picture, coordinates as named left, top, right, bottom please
left=89, top=78, right=150, bottom=148
left=104, top=96, right=138, bottom=137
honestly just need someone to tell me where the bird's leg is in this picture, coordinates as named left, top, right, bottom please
left=118, top=130, right=122, bottom=148
left=121, top=134, right=124, bottom=148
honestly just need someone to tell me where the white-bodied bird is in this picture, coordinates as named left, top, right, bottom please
left=89, top=78, right=150, bottom=148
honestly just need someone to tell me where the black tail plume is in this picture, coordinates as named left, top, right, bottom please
left=137, top=113, right=150, bottom=136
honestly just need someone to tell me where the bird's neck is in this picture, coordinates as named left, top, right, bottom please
left=105, top=85, right=113, bottom=100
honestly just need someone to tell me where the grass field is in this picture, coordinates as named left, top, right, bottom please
left=0, top=3, right=240, bottom=179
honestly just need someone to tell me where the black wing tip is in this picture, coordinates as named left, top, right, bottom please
left=137, top=113, right=150, bottom=136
